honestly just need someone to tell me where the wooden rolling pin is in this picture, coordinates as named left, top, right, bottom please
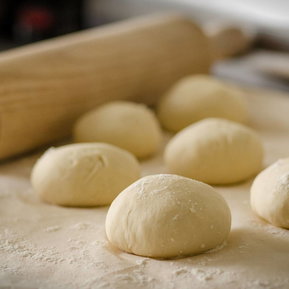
left=0, top=13, right=250, bottom=160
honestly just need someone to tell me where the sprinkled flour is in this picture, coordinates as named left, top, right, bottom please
left=1, top=95, right=289, bottom=289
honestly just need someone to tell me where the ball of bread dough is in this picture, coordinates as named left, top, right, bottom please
left=105, top=174, right=231, bottom=258
left=31, top=143, right=141, bottom=207
left=250, top=158, right=289, bottom=228
left=157, top=75, right=248, bottom=132
left=164, top=118, right=263, bottom=184
left=73, top=101, right=162, bottom=158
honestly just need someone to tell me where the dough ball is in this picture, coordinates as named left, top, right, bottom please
left=31, top=143, right=141, bottom=207
left=164, top=118, right=263, bottom=184
left=105, top=174, right=231, bottom=258
left=157, top=75, right=248, bottom=132
left=74, top=101, right=162, bottom=158
left=250, top=158, right=289, bottom=228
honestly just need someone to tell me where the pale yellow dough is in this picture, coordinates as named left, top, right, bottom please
left=251, top=158, right=289, bottom=228
left=74, top=101, right=162, bottom=158
left=105, top=174, right=231, bottom=258
left=1, top=86, right=289, bottom=288
left=31, top=143, right=141, bottom=207
left=164, top=118, right=263, bottom=184
left=157, top=75, right=248, bottom=132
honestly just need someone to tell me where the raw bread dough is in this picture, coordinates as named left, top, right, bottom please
left=31, top=143, right=141, bottom=207
left=157, top=75, right=248, bottom=132
left=251, top=158, right=289, bottom=228
left=164, top=118, right=263, bottom=184
left=74, top=101, right=162, bottom=158
left=105, top=174, right=231, bottom=258
left=2, top=86, right=289, bottom=289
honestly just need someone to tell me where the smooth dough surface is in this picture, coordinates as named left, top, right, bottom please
left=164, top=118, right=263, bottom=184
left=31, top=143, right=141, bottom=207
left=74, top=101, right=162, bottom=158
left=251, top=158, right=289, bottom=228
left=105, top=174, right=231, bottom=258
left=157, top=75, right=248, bottom=132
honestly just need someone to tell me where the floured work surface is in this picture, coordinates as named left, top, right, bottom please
left=0, top=87, right=289, bottom=289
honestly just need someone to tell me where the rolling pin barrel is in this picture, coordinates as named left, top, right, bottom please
left=0, top=13, right=211, bottom=160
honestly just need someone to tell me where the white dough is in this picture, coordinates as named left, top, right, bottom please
left=74, top=101, right=162, bottom=158
left=250, top=158, right=289, bottom=228
left=157, top=75, right=248, bottom=132
left=105, top=174, right=231, bottom=258
left=164, top=118, right=263, bottom=185
left=31, top=143, right=141, bottom=207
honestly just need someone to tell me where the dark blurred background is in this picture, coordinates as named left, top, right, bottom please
left=0, top=0, right=84, bottom=49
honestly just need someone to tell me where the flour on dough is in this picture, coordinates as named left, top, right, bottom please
left=31, top=143, right=141, bottom=207
left=251, top=158, right=289, bottom=228
left=105, top=174, right=231, bottom=258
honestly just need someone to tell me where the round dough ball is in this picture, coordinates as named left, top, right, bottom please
left=31, top=143, right=141, bottom=207
left=105, top=174, right=231, bottom=258
left=157, top=74, right=248, bottom=132
left=250, top=158, right=289, bottom=228
left=164, top=118, right=263, bottom=184
left=74, top=101, right=162, bottom=158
